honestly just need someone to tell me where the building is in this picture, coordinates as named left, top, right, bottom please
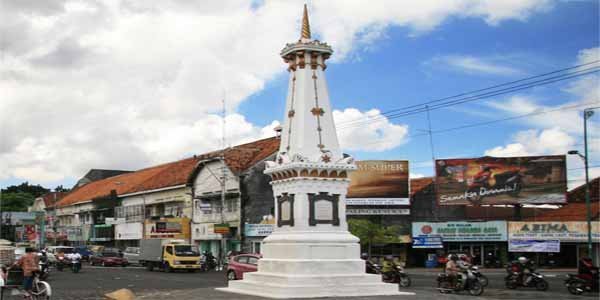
left=29, top=192, right=66, bottom=246
left=189, top=137, right=279, bottom=256
left=74, top=169, right=132, bottom=189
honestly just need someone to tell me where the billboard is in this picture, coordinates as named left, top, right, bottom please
left=435, top=155, right=566, bottom=205
left=347, top=160, right=409, bottom=205
left=508, top=240, right=560, bottom=253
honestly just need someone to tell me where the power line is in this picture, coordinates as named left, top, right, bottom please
left=336, top=60, right=600, bottom=127
left=338, top=65, right=600, bottom=130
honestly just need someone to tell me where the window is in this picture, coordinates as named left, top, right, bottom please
left=227, top=198, right=238, bottom=213
left=247, top=256, right=259, bottom=265
left=165, top=246, right=173, bottom=255
left=235, top=256, right=248, bottom=264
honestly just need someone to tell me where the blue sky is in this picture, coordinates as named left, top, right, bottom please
left=1, top=0, right=599, bottom=190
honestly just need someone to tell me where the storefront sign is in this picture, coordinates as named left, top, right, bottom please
left=145, top=217, right=190, bottom=239
left=508, top=239, right=560, bottom=253
left=105, top=217, right=126, bottom=225
left=115, top=223, right=143, bottom=240
left=347, top=160, right=409, bottom=204
left=435, top=155, right=566, bottom=205
left=192, top=223, right=221, bottom=240
left=508, top=221, right=600, bottom=242
left=412, top=221, right=508, bottom=241
left=347, top=208, right=410, bottom=215
left=412, top=235, right=443, bottom=248
left=214, top=223, right=230, bottom=234
left=244, top=224, right=275, bottom=237
left=346, top=198, right=410, bottom=205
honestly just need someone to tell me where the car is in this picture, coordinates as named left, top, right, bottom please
left=123, top=247, right=140, bottom=265
left=74, top=246, right=93, bottom=261
left=226, top=254, right=261, bottom=281
left=46, top=246, right=75, bottom=263
left=90, top=251, right=128, bottom=267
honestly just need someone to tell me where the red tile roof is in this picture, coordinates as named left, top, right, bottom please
left=568, top=177, right=599, bottom=203
left=40, top=192, right=67, bottom=208
left=410, top=177, right=433, bottom=196
left=56, top=137, right=280, bottom=208
left=525, top=202, right=600, bottom=221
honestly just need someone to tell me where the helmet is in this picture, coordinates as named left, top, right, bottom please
left=361, top=253, right=368, bottom=260
left=450, top=254, right=458, bottom=261
left=518, top=257, right=528, bottom=264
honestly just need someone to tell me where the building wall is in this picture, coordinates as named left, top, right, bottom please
left=121, top=187, right=193, bottom=219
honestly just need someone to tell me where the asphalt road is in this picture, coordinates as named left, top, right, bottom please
left=2, top=267, right=598, bottom=300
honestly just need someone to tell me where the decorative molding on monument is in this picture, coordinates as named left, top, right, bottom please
left=308, top=192, right=340, bottom=226
left=276, top=193, right=295, bottom=227
left=265, top=153, right=356, bottom=181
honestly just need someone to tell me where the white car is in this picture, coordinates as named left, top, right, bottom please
left=46, top=246, right=75, bottom=263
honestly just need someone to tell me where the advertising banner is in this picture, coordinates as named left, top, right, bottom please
left=346, top=208, right=410, bottom=215
left=509, top=240, right=560, bottom=252
left=412, top=235, right=443, bottom=248
left=347, top=160, right=409, bottom=205
left=115, top=223, right=143, bottom=240
left=508, top=221, right=600, bottom=242
left=435, top=155, right=566, bottom=205
left=412, top=221, right=507, bottom=242
left=244, top=224, right=275, bottom=237
left=145, top=217, right=190, bottom=239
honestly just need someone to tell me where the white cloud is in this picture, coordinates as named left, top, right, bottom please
left=431, top=55, right=524, bottom=76
left=484, top=127, right=576, bottom=157
left=334, top=108, right=409, bottom=152
left=410, top=173, right=426, bottom=179
left=0, top=0, right=552, bottom=184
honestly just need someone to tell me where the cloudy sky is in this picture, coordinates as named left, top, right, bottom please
left=1, top=0, right=599, bottom=190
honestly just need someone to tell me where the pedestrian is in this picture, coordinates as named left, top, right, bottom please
left=12, top=247, right=39, bottom=297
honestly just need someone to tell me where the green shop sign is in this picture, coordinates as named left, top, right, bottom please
left=412, top=221, right=507, bottom=242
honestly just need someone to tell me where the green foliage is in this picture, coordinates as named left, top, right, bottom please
left=0, top=192, right=35, bottom=212
left=348, top=218, right=402, bottom=256
left=1, top=182, right=49, bottom=198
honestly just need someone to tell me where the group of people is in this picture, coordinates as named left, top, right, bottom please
left=444, top=254, right=473, bottom=289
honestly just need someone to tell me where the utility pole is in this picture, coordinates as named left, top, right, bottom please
left=583, top=108, right=596, bottom=262
left=219, top=92, right=227, bottom=271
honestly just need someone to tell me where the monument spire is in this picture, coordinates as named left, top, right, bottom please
left=221, top=5, right=406, bottom=298
left=301, top=4, right=311, bottom=40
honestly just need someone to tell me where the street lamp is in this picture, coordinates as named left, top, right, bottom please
left=568, top=106, right=598, bottom=263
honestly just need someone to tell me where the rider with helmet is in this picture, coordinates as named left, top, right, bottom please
left=517, top=256, right=535, bottom=285
left=381, top=255, right=396, bottom=279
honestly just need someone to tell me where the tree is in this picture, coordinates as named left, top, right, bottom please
left=1, top=182, right=49, bottom=198
left=348, top=218, right=402, bottom=258
left=0, top=192, right=35, bottom=212
left=54, top=185, right=70, bottom=193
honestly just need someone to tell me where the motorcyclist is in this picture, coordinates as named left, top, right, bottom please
left=457, top=254, right=472, bottom=288
left=381, top=255, right=396, bottom=281
left=517, top=256, right=535, bottom=286
left=361, top=253, right=377, bottom=274
left=578, top=257, right=599, bottom=284
left=445, top=254, right=460, bottom=289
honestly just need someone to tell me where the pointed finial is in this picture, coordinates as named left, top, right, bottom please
left=301, top=4, right=311, bottom=40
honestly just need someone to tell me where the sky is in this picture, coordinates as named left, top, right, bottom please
left=1, top=0, right=599, bottom=191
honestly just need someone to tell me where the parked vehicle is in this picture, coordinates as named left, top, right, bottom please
left=46, top=246, right=74, bottom=264
left=139, top=239, right=201, bottom=272
left=90, top=251, right=128, bottom=267
left=123, top=247, right=140, bottom=265
left=505, top=271, right=548, bottom=291
left=565, top=273, right=599, bottom=295
left=227, top=254, right=261, bottom=280
left=437, top=271, right=484, bottom=296
left=74, top=246, right=93, bottom=261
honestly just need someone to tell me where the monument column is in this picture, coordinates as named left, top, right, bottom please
left=221, top=5, right=409, bottom=298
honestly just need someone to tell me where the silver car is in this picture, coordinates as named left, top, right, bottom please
left=123, top=247, right=140, bottom=265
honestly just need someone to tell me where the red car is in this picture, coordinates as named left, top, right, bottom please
left=90, top=251, right=128, bottom=267
left=227, top=254, right=261, bottom=280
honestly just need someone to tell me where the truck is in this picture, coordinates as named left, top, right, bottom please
left=139, top=239, right=202, bottom=272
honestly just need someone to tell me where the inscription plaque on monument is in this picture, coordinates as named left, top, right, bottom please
left=314, top=200, right=333, bottom=220
left=281, top=201, right=291, bottom=221
left=308, top=192, right=340, bottom=226
left=277, top=193, right=295, bottom=227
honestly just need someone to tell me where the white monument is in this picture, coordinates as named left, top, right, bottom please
left=220, top=5, right=410, bottom=298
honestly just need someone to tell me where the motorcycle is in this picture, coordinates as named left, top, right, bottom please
left=382, top=265, right=411, bottom=288
left=365, top=261, right=379, bottom=274
left=71, top=257, right=82, bottom=273
left=467, top=168, right=522, bottom=205
left=565, top=273, right=599, bottom=295
left=38, top=258, right=50, bottom=281
left=470, top=266, right=488, bottom=287
left=56, top=256, right=65, bottom=272
left=200, top=253, right=217, bottom=272
left=437, top=271, right=484, bottom=296
left=505, top=271, right=548, bottom=291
